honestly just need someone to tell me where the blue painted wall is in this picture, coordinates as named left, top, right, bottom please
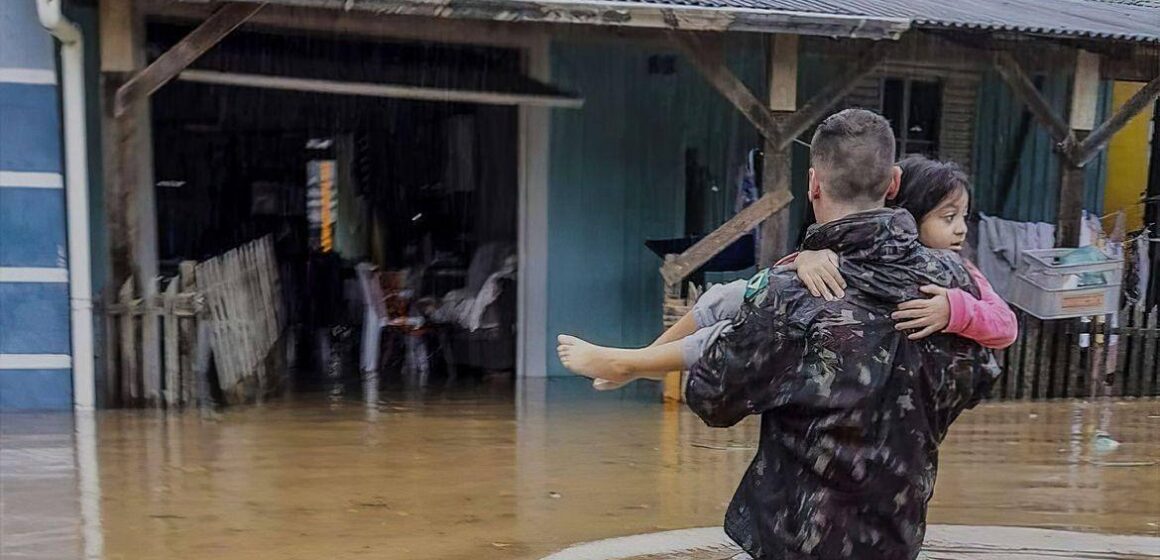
left=544, top=37, right=765, bottom=376
left=0, top=0, right=72, bottom=411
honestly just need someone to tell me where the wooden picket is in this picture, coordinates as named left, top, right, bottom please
left=989, top=306, right=1160, bottom=400
left=105, top=266, right=201, bottom=407
left=104, top=235, right=284, bottom=408
left=196, top=236, right=284, bottom=405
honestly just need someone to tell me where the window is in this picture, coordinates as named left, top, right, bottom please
left=881, top=78, right=943, bottom=157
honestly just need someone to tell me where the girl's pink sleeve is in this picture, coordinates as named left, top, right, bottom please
left=775, top=252, right=798, bottom=267
left=945, top=261, right=1018, bottom=349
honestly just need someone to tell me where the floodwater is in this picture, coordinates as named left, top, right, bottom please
left=2, top=379, right=1158, bottom=560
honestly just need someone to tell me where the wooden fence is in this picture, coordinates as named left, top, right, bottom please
left=658, top=280, right=1158, bottom=403
left=991, top=306, right=1160, bottom=401
left=105, top=263, right=201, bottom=407
left=104, top=236, right=284, bottom=407
left=196, top=236, right=285, bottom=404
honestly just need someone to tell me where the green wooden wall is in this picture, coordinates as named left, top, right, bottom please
left=972, top=71, right=1110, bottom=222
left=544, top=37, right=764, bottom=376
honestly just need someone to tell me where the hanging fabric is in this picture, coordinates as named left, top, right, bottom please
left=735, top=149, right=761, bottom=260
left=974, top=213, right=1056, bottom=300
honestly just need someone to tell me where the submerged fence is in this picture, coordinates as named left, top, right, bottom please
left=991, top=307, right=1159, bottom=400
left=104, top=236, right=285, bottom=407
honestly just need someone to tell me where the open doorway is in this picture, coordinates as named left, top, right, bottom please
left=149, top=24, right=536, bottom=393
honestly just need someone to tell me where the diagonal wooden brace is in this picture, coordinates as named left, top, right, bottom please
left=660, top=189, right=793, bottom=286
left=1075, top=73, right=1160, bottom=166
left=992, top=52, right=1078, bottom=159
left=668, top=31, right=782, bottom=143
left=776, top=43, right=889, bottom=151
left=114, top=2, right=264, bottom=117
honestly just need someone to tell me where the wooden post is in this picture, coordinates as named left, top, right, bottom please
left=179, top=261, right=198, bottom=406
left=118, top=277, right=138, bottom=403
left=102, top=0, right=162, bottom=405
left=1058, top=148, right=1088, bottom=247
left=661, top=256, right=683, bottom=402
left=1059, top=51, right=1101, bottom=247
left=759, top=35, right=798, bottom=267
left=163, top=277, right=180, bottom=407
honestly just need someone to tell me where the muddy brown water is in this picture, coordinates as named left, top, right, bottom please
left=2, top=379, right=1158, bottom=559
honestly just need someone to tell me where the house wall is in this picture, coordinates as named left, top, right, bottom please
left=0, top=0, right=73, bottom=410
left=1104, top=80, right=1155, bottom=231
left=543, top=35, right=764, bottom=376
left=973, top=71, right=1110, bottom=223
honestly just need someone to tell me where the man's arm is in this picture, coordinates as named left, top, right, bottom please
left=684, top=271, right=802, bottom=427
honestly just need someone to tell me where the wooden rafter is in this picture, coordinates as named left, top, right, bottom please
left=671, top=32, right=890, bottom=152
left=668, top=32, right=781, bottom=142
left=992, top=52, right=1078, bottom=157
left=992, top=51, right=1160, bottom=169
left=1076, top=73, right=1160, bottom=165
left=114, top=2, right=265, bottom=116
left=775, top=43, right=890, bottom=151
left=660, top=189, right=793, bottom=286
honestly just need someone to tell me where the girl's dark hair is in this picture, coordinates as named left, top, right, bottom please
left=890, top=155, right=970, bottom=221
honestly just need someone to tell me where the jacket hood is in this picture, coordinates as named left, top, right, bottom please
left=802, top=208, right=973, bottom=304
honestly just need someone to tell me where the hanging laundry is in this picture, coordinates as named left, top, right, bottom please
left=735, top=149, right=761, bottom=259
left=1136, top=231, right=1151, bottom=310
left=1076, top=209, right=1104, bottom=250
left=975, top=213, right=1056, bottom=300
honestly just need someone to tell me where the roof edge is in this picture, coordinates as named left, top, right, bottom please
left=219, top=0, right=911, bottom=39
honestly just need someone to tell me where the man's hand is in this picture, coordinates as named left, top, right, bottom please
left=791, top=249, right=845, bottom=301
left=892, top=285, right=951, bottom=340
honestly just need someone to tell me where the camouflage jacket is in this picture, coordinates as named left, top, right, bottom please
left=686, top=208, right=1000, bottom=560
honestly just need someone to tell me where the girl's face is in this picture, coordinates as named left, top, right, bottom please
left=919, top=187, right=969, bottom=251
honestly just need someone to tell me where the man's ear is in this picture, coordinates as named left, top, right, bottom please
left=808, top=168, right=821, bottom=200
left=884, top=165, right=902, bottom=200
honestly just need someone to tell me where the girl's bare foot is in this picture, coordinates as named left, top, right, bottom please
left=557, top=335, right=631, bottom=382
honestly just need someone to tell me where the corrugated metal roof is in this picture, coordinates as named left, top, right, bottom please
left=606, top=0, right=1160, bottom=42
left=219, top=0, right=1160, bottom=42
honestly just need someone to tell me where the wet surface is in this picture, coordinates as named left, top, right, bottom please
left=2, top=379, right=1158, bottom=559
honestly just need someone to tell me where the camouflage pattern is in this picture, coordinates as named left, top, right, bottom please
left=686, top=208, right=1000, bottom=560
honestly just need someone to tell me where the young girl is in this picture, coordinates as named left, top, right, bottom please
left=558, top=155, right=1017, bottom=387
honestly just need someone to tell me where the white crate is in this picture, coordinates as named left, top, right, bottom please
left=1007, top=248, right=1123, bottom=320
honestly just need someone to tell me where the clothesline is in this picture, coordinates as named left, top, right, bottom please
left=1098, top=201, right=1150, bottom=222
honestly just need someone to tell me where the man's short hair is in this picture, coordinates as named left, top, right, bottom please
left=810, top=109, right=897, bottom=203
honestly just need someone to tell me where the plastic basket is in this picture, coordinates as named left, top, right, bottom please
left=1008, top=248, right=1122, bottom=320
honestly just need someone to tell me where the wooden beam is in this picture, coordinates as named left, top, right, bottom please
left=151, top=0, right=907, bottom=39
left=100, top=0, right=138, bottom=73
left=1101, top=48, right=1160, bottom=82
left=992, top=52, right=1077, bottom=155
left=760, top=34, right=797, bottom=267
left=775, top=42, right=890, bottom=151
left=141, top=0, right=546, bottom=49
left=669, top=32, right=782, bottom=143
left=660, top=189, right=793, bottom=286
left=1076, top=73, right=1160, bottom=166
left=1069, top=50, right=1101, bottom=131
left=114, top=2, right=265, bottom=116
left=1058, top=155, right=1088, bottom=247
left=768, top=34, right=798, bottom=112
left=759, top=146, right=793, bottom=266
left=177, top=69, right=584, bottom=108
